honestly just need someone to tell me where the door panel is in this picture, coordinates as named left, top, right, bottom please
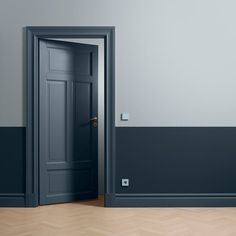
left=75, top=52, right=92, bottom=75
left=49, top=48, right=73, bottom=72
left=39, top=39, right=98, bottom=205
left=47, top=81, right=67, bottom=162
left=48, top=170, right=92, bottom=194
left=74, top=82, right=92, bottom=161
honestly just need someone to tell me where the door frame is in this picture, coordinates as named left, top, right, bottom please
left=26, top=26, right=115, bottom=207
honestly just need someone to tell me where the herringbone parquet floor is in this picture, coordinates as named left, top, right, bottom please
left=1, top=196, right=236, bottom=236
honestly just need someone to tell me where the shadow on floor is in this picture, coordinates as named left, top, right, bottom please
left=74, top=195, right=104, bottom=207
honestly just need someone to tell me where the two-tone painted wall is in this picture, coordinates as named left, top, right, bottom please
left=1, top=0, right=236, bottom=206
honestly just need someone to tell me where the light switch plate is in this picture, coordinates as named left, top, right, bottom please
left=121, top=113, right=129, bottom=121
left=121, top=178, right=129, bottom=187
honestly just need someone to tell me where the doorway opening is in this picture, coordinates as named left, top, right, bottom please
left=26, top=27, right=115, bottom=207
left=49, top=38, right=105, bottom=199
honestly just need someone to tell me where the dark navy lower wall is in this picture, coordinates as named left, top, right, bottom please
left=0, top=127, right=25, bottom=206
left=2, top=126, right=236, bottom=207
left=116, top=127, right=236, bottom=195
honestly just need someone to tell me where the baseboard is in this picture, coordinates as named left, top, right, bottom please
left=104, top=193, right=116, bottom=207
left=25, top=193, right=38, bottom=207
left=0, top=194, right=25, bottom=207
left=110, top=194, right=236, bottom=207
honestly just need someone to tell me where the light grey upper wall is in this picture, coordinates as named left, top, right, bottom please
left=1, top=0, right=236, bottom=127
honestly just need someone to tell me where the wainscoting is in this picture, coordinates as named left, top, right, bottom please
left=1, top=127, right=236, bottom=207
left=115, top=127, right=236, bottom=206
left=0, top=127, right=25, bottom=206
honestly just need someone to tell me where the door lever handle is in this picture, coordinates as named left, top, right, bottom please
left=90, top=117, right=98, bottom=127
left=90, top=117, right=98, bottom=121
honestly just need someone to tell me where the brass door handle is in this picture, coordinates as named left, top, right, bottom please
left=90, top=117, right=98, bottom=127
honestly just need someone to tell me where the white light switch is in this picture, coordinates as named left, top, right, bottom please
left=121, top=113, right=129, bottom=121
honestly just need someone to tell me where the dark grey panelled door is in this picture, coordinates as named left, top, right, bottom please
left=39, top=39, right=98, bottom=205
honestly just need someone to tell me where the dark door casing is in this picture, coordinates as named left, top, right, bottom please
left=39, top=39, right=98, bottom=205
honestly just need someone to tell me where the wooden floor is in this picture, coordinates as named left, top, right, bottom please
left=1, top=196, right=236, bottom=236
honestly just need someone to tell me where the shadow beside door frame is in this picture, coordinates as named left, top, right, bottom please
left=25, top=26, right=115, bottom=207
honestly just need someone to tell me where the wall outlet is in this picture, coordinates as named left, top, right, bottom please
left=121, top=178, right=129, bottom=187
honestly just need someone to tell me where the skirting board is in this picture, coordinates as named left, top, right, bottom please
left=106, top=194, right=236, bottom=207
left=0, top=194, right=25, bottom=207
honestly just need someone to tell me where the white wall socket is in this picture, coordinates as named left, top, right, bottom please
left=121, top=178, right=129, bottom=187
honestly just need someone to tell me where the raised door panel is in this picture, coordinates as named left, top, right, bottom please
left=48, top=47, right=73, bottom=73
left=75, top=52, right=92, bottom=76
left=48, top=170, right=93, bottom=194
left=47, top=81, right=67, bottom=163
left=74, top=82, right=92, bottom=162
